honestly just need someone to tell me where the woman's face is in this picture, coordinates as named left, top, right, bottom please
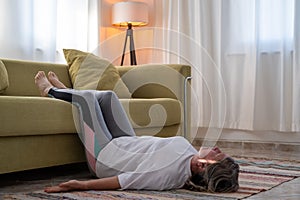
left=191, top=147, right=227, bottom=174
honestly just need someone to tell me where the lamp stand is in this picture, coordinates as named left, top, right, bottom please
left=120, top=23, right=137, bottom=66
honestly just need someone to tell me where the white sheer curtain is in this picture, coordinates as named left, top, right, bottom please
left=1, top=0, right=299, bottom=133
left=152, top=0, right=300, bottom=133
left=0, top=0, right=99, bottom=63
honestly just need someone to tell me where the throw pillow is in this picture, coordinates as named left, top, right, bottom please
left=0, top=60, right=9, bottom=94
left=63, top=49, right=131, bottom=98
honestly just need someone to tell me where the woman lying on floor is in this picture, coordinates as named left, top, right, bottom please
left=34, top=71, right=239, bottom=193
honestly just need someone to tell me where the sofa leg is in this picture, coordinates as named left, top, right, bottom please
left=184, top=76, right=192, bottom=140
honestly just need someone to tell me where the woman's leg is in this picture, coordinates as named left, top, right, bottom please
left=47, top=71, right=135, bottom=138
left=48, top=89, right=136, bottom=173
left=94, top=90, right=135, bottom=138
left=35, top=71, right=136, bottom=174
left=49, top=89, right=135, bottom=138
left=48, top=88, right=113, bottom=174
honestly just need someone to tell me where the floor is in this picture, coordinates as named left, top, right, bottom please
left=223, top=147, right=300, bottom=199
left=0, top=146, right=299, bottom=200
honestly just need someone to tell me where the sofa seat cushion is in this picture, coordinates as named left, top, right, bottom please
left=0, top=96, right=181, bottom=137
left=120, top=98, right=181, bottom=128
left=0, top=96, right=77, bottom=137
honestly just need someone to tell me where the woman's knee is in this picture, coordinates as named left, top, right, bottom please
left=101, top=90, right=118, bottom=100
left=93, top=90, right=117, bottom=105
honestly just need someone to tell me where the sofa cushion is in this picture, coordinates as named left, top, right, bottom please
left=120, top=98, right=181, bottom=128
left=0, top=96, right=181, bottom=137
left=0, top=96, right=77, bottom=137
left=1, top=59, right=72, bottom=96
left=63, top=49, right=131, bottom=98
left=117, top=64, right=191, bottom=99
left=0, top=60, right=9, bottom=94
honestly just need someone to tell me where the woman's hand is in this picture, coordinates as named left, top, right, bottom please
left=44, top=180, right=86, bottom=193
left=44, top=176, right=120, bottom=193
left=198, top=146, right=227, bottom=161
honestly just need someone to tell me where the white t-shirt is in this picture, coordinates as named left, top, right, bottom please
left=96, top=136, right=197, bottom=190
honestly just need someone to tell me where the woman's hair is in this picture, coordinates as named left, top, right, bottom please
left=184, top=157, right=239, bottom=193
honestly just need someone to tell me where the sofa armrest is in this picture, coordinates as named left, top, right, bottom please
left=117, top=64, right=191, bottom=99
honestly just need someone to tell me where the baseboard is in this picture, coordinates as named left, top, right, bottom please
left=192, top=128, right=300, bottom=153
left=194, top=127, right=300, bottom=144
left=192, top=138, right=300, bottom=153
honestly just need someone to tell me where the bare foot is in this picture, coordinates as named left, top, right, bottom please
left=48, top=71, right=67, bottom=89
left=34, top=71, right=53, bottom=97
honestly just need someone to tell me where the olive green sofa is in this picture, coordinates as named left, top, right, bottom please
left=0, top=58, right=191, bottom=174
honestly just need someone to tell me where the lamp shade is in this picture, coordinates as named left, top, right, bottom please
left=112, top=1, right=148, bottom=27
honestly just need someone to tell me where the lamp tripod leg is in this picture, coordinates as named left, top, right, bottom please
left=120, top=23, right=137, bottom=66
left=120, top=33, right=128, bottom=66
left=129, top=33, right=137, bottom=65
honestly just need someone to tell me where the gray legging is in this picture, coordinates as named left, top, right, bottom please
left=48, top=88, right=135, bottom=173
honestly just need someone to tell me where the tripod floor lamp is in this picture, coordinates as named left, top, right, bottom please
left=112, top=1, right=148, bottom=66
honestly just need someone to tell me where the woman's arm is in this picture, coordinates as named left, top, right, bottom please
left=44, top=176, right=121, bottom=193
